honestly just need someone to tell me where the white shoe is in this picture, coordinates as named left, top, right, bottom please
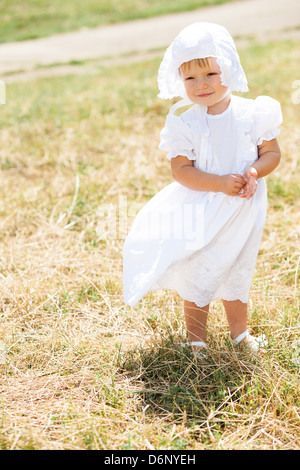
left=231, top=330, right=267, bottom=353
left=182, top=340, right=207, bottom=359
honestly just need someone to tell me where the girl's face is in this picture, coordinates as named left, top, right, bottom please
left=180, top=57, right=231, bottom=114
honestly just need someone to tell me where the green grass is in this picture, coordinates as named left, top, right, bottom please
left=0, top=0, right=235, bottom=44
left=0, top=38, right=299, bottom=449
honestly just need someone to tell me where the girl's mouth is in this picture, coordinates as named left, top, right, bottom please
left=198, top=92, right=213, bottom=98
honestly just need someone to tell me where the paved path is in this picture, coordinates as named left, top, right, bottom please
left=0, top=0, right=299, bottom=78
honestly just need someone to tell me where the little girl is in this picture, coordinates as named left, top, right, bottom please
left=123, top=22, right=282, bottom=355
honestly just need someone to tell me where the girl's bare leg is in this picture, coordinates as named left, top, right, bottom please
left=222, top=299, right=248, bottom=340
left=184, top=300, right=209, bottom=343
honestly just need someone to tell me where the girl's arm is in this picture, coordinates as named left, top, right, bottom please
left=239, top=138, right=281, bottom=199
left=253, top=138, right=281, bottom=177
left=171, top=155, right=245, bottom=196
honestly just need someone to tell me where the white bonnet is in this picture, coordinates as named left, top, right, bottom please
left=157, top=22, right=248, bottom=99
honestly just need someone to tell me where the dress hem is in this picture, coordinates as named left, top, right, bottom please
left=124, top=289, right=249, bottom=309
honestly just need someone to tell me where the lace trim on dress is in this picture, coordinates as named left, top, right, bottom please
left=257, top=128, right=280, bottom=145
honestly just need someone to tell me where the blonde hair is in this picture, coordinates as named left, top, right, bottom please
left=179, top=57, right=211, bottom=75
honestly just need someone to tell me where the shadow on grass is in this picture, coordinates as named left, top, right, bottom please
left=121, top=332, right=265, bottom=426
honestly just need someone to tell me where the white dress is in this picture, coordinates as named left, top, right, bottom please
left=123, top=95, right=282, bottom=307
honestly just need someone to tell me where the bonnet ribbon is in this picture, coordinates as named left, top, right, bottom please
left=166, top=97, right=194, bottom=120
left=167, top=99, right=214, bottom=201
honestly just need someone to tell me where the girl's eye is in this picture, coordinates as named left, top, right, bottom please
left=185, top=76, right=194, bottom=80
left=207, top=72, right=217, bottom=76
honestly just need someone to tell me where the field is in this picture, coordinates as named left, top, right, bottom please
left=0, top=0, right=234, bottom=43
left=0, top=37, right=299, bottom=449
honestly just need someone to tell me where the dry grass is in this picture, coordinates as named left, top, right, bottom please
left=0, top=38, right=299, bottom=450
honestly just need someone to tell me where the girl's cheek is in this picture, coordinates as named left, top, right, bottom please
left=184, top=83, right=193, bottom=93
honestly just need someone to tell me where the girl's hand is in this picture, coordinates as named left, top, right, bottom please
left=220, top=173, right=246, bottom=196
left=238, top=167, right=258, bottom=199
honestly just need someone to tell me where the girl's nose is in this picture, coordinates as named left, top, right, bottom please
left=196, top=77, right=207, bottom=89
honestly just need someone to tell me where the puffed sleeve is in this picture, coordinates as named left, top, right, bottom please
left=253, top=96, right=283, bottom=145
left=159, top=113, right=196, bottom=160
